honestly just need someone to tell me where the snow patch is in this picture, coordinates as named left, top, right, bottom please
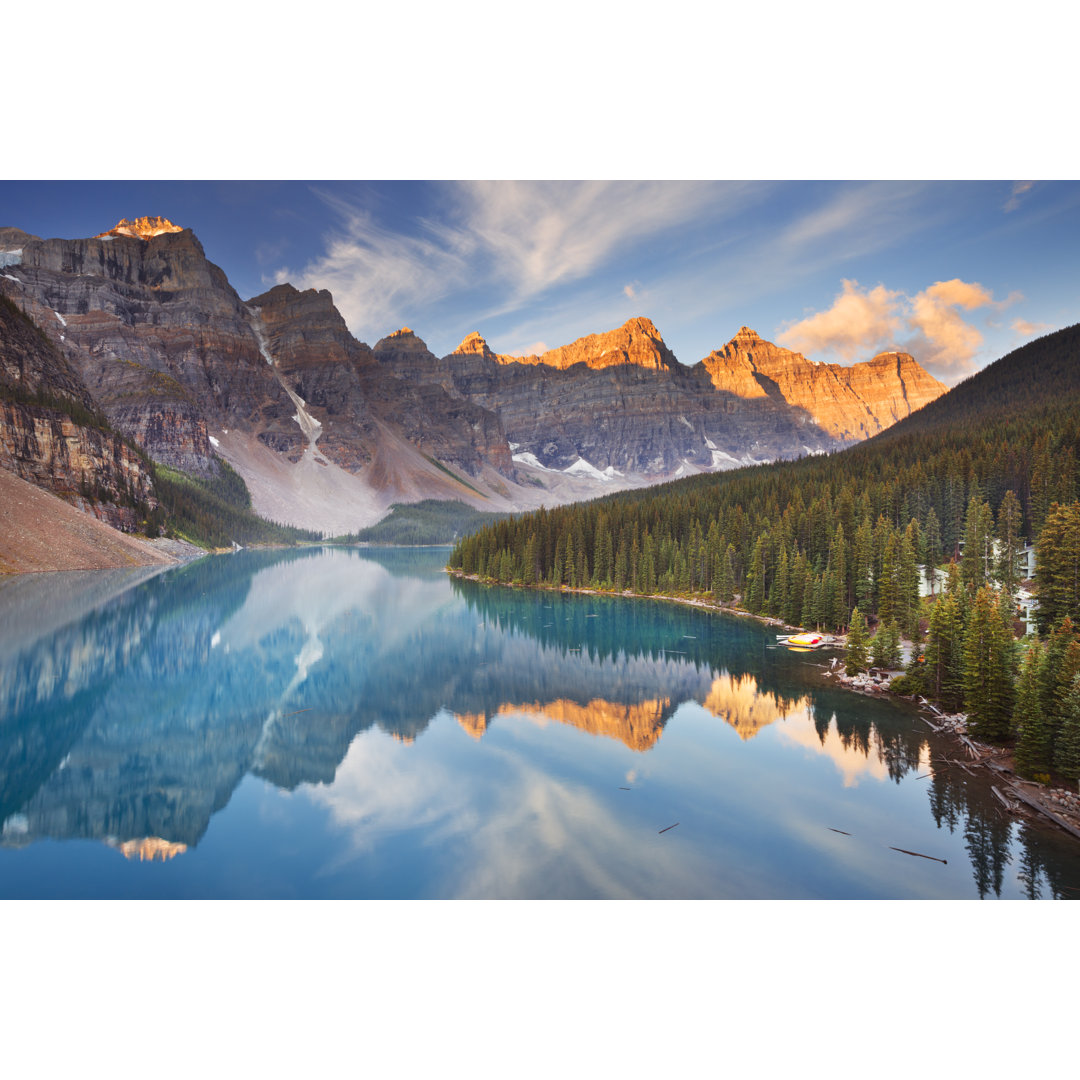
left=208, top=435, right=221, bottom=448
left=563, top=457, right=615, bottom=482
left=508, top=442, right=520, bottom=452
left=710, top=449, right=751, bottom=469
left=0, top=250, right=22, bottom=268
left=512, top=451, right=554, bottom=471
left=704, top=435, right=717, bottom=450
left=677, top=415, right=693, bottom=431
left=54, top=310, right=67, bottom=327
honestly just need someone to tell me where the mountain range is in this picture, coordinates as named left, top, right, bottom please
left=0, top=216, right=947, bottom=538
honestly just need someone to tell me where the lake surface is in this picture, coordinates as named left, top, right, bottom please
left=1, top=546, right=1078, bottom=899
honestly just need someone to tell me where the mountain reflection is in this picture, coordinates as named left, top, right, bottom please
left=1, top=547, right=1078, bottom=898
left=460, top=698, right=673, bottom=750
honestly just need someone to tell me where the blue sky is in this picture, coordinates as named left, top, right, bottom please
left=3, top=179, right=1077, bottom=383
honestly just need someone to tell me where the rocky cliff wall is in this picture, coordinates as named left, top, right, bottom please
left=1, top=226, right=291, bottom=474
left=0, top=399, right=157, bottom=530
left=699, top=327, right=947, bottom=442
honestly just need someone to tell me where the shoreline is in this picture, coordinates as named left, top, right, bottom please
left=446, top=567, right=1080, bottom=844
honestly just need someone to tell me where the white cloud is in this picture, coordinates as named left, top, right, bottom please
left=623, top=283, right=637, bottom=300
left=1004, top=180, right=1035, bottom=212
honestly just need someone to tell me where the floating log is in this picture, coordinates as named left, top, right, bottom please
left=991, top=786, right=1015, bottom=812
left=618, top=787, right=631, bottom=791
left=827, top=827, right=852, bottom=835
left=889, top=846, right=948, bottom=865
left=920, top=716, right=943, bottom=733
left=658, top=823, right=680, bottom=834
left=1007, top=785, right=1080, bottom=841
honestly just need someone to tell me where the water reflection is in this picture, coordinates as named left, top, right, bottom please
left=1, top=547, right=1078, bottom=898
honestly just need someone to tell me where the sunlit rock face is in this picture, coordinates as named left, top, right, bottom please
left=490, top=317, right=678, bottom=372
left=437, top=320, right=835, bottom=474
left=699, top=327, right=947, bottom=443
left=95, top=216, right=185, bottom=241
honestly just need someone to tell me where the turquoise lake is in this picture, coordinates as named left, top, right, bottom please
left=1, top=545, right=1078, bottom=899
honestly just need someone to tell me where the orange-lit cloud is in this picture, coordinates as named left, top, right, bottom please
left=777, top=277, right=1009, bottom=381
left=904, top=279, right=993, bottom=377
left=777, top=279, right=903, bottom=361
left=1012, top=317, right=1051, bottom=338
left=506, top=341, right=548, bottom=358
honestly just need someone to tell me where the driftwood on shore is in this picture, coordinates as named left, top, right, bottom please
left=1007, top=786, right=1080, bottom=841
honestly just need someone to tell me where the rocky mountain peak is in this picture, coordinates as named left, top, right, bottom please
left=494, top=316, right=679, bottom=372
left=451, top=331, right=498, bottom=362
left=95, top=216, right=185, bottom=241
left=373, top=328, right=432, bottom=355
left=453, top=331, right=487, bottom=353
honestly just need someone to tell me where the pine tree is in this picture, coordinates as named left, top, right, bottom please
left=1013, top=639, right=1052, bottom=778
left=846, top=607, right=869, bottom=676
left=926, top=592, right=965, bottom=711
left=1057, top=675, right=1080, bottom=780
left=963, top=586, right=1015, bottom=741
left=853, top=517, right=873, bottom=612
left=1035, top=502, right=1080, bottom=632
left=961, top=496, right=995, bottom=591
left=871, top=620, right=903, bottom=669
left=924, top=505, right=942, bottom=595
left=995, top=489, right=1023, bottom=597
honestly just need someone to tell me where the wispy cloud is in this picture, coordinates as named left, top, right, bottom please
left=1012, top=317, right=1051, bottom=337
left=777, top=182, right=930, bottom=261
left=777, top=277, right=1007, bottom=381
left=1004, top=180, right=1035, bottom=212
left=280, top=181, right=734, bottom=343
